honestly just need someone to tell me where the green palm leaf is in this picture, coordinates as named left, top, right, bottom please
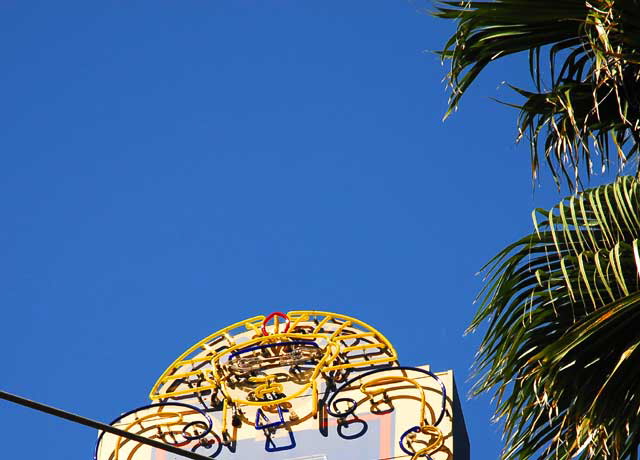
left=434, top=0, right=640, bottom=190
left=471, top=176, right=640, bottom=458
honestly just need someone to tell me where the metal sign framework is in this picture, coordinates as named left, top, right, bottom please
left=95, top=310, right=449, bottom=460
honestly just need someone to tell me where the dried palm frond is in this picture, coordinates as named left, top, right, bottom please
left=435, top=0, right=640, bottom=190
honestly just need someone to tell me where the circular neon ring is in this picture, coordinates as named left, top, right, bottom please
left=261, top=311, right=291, bottom=336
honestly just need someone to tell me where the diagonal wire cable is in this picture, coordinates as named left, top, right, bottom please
left=0, top=390, right=213, bottom=460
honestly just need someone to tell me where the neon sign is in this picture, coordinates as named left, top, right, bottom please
left=95, top=310, right=450, bottom=459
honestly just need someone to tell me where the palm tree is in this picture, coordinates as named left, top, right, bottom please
left=470, top=176, right=640, bottom=458
left=434, top=1, right=640, bottom=458
left=435, top=0, right=640, bottom=191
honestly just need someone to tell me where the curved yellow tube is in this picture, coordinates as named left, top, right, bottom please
left=409, top=425, right=444, bottom=460
left=114, top=412, right=184, bottom=460
left=360, top=375, right=445, bottom=458
left=359, top=376, right=426, bottom=426
left=149, top=315, right=266, bottom=400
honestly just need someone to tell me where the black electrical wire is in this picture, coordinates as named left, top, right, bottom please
left=0, top=390, right=213, bottom=460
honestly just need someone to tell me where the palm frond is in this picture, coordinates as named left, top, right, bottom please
left=434, top=0, right=640, bottom=190
left=471, top=176, right=640, bottom=458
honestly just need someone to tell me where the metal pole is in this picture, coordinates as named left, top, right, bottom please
left=0, top=390, right=214, bottom=460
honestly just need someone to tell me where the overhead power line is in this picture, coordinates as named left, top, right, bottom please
left=0, top=390, right=213, bottom=460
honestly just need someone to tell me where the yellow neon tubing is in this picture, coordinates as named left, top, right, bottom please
left=311, top=380, right=319, bottom=417
left=159, top=338, right=393, bottom=400
left=165, top=310, right=395, bottom=387
left=123, top=429, right=180, bottom=460
left=174, top=355, right=216, bottom=366
left=115, top=411, right=184, bottom=460
left=249, top=375, right=276, bottom=383
left=149, top=315, right=266, bottom=399
left=254, top=384, right=285, bottom=400
left=244, top=321, right=261, bottom=335
left=212, top=338, right=341, bottom=407
left=311, top=315, right=330, bottom=333
left=329, top=321, right=351, bottom=340
left=359, top=376, right=426, bottom=426
left=156, top=332, right=336, bottom=401
left=151, top=384, right=218, bottom=400
left=288, top=310, right=397, bottom=359
left=342, top=342, right=387, bottom=352
left=158, top=369, right=209, bottom=383
left=222, top=398, right=229, bottom=435
left=211, top=332, right=336, bottom=377
left=337, top=332, right=377, bottom=340
left=323, top=356, right=396, bottom=372
left=202, top=369, right=218, bottom=387
left=409, top=426, right=444, bottom=460
left=126, top=434, right=155, bottom=460
left=250, top=375, right=285, bottom=399
left=360, top=374, right=443, bottom=458
left=150, top=310, right=399, bottom=405
left=216, top=340, right=339, bottom=408
left=288, top=313, right=308, bottom=331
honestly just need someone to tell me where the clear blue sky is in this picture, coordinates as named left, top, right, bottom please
left=0, top=1, right=614, bottom=458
